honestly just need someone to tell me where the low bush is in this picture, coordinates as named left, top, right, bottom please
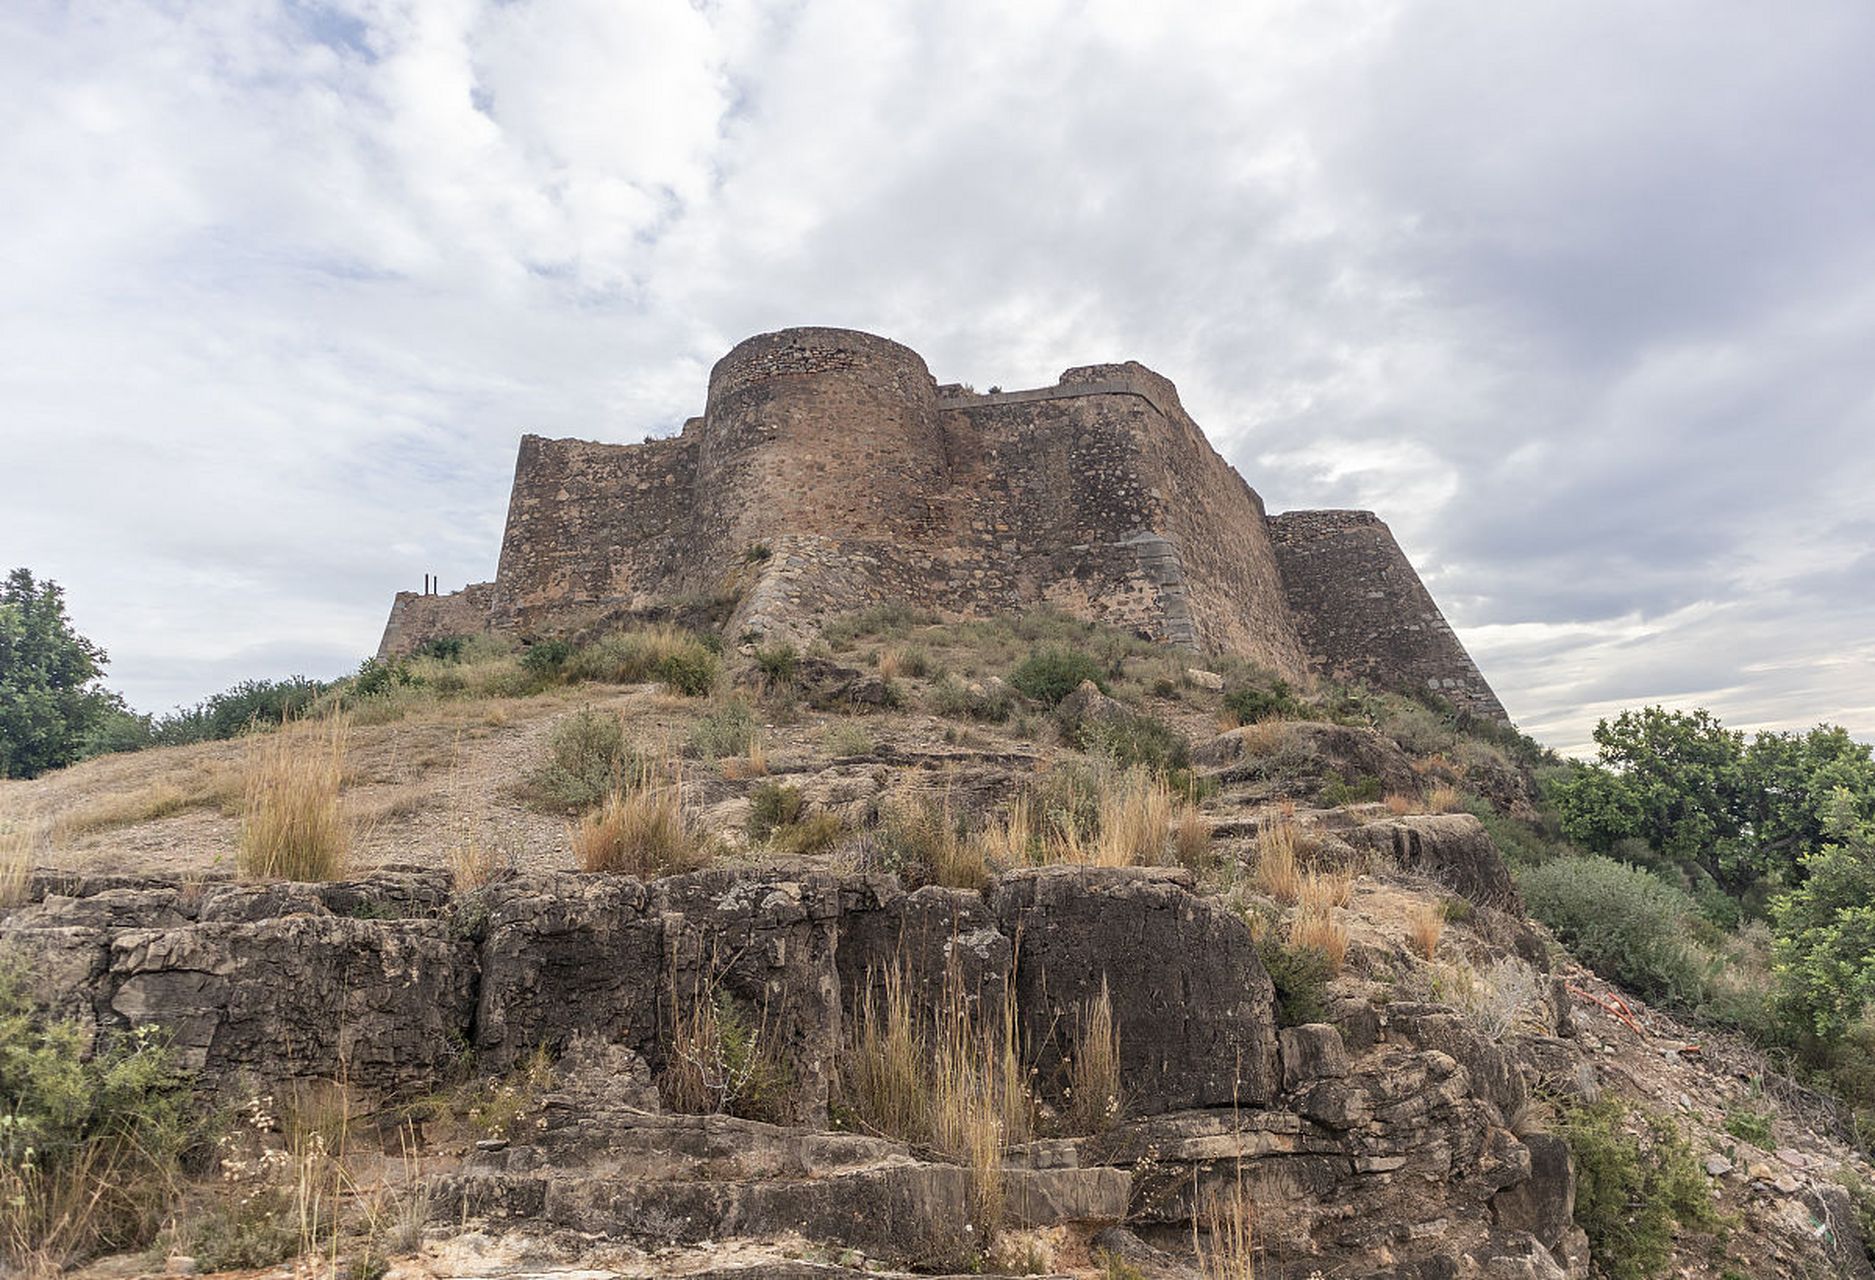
left=524, top=707, right=645, bottom=813
left=1520, top=856, right=1710, bottom=1006
left=413, top=634, right=468, bottom=662
left=1010, top=647, right=1109, bottom=706
left=1318, top=773, right=1383, bottom=806
left=656, top=648, right=720, bottom=697
left=1256, top=938, right=1333, bottom=1026
left=1559, top=1095, right=1716, bottom=1280
left=752, top=642, right=799, bottom=687
left=747, top=782, right=807, bottom=840
left=1222, top=678, right=1301, bottom=725
left=519, top=638, right=573, bottom=679
left=689, top=699, right=760, bottom=760
left=562, top=625, right=716, bottom=690
left=661, top=985, right=792, bottom=1123
left=772, top=811, right=845, bottom=856
left=0, top=972, right=195, bottom=1272
left=1722, top=1104, right=1774, bottom=1147
left=1072, top=707, right=1190, bottom=774
left=819, top=721, right=875, bottom=757
left=930, top=673, right=1015, bottom=722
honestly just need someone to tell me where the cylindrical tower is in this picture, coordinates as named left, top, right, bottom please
left=689, top=328, right=947, bottom=578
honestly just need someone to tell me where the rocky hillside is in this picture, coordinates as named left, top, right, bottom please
left=3, top=611, right=1872, bottom=1279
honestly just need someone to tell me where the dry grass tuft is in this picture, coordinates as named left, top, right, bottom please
left=446, top=837, right=506, bottom=892
left=0, top=816, right=41, bottom=906
left=875, top=647, right=906, bottom=681
left=572, top=786, right=712, bottom=877
left=239, top=716, right=350, bottom=882
left=1233, top=719, right=1291, bottom=757
left=976, top=793, right=1035, bottom=867
left=1092, top=772, right=1176, bottom=866
left=1062, top=977, right=1123, bottom=1135
left=1406, top=899, right=1444, bottom=960
left=1426, top=783, right=1463, bottom=814
left=1289, top=903, right=1348, bottom=976
left=1173, top=799, right=1211, bottom=870
left=1253, top=818, right=1303, bottom=903
left=1193, top=1168, right=1257, bottom=1280
left=1297, top=867, right=1353, bottom=912
left=841, top=962, right=1028, bottom=1238
left=659, top=979, right=791, bottom=1122
left=1383, top=791, right=1418, bottom=817
left=879, top=788, right=989, bottom=889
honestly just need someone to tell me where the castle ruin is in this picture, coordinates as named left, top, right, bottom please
left=379, top=327, right=1506, bottom=719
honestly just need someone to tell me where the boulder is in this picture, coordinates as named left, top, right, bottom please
left=1492, top=1132, right=1576, bottom=1251
left=992, top=865, right=1279, bottom=1112
left=1349, top=813, right=1521, bottom=910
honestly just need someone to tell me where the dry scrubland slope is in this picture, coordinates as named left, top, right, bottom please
left=2, top=610, right=1873, bottom=1280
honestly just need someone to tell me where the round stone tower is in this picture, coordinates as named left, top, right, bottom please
left=691, top=327, right=948, bottom=576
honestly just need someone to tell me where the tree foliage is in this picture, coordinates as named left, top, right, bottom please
left=1549, top=705, right=1875, bottom=898
left=0, top=568, right=117, bottom=778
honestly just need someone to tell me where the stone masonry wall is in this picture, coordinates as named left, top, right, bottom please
left=1268, top=510, right=1507, bottom=719
left=376, top=327, right=1506, bottom=719
left=377, top=582, right=496, bottom=658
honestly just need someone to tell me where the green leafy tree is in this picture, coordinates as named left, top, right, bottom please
left=0, top=568, right=118, bottom=778
left=1771, top=790, right=1875, bottom=1038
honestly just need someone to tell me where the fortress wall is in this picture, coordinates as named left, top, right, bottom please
left=1268, top=510, right=1507, bottom=720
left=691, top=329, right=948, bottom=595
left=935, top=381, right=1309, bottom=680
left=377, top=582, right=496, bottom=658
left=492, top=432, right=698, bottom=626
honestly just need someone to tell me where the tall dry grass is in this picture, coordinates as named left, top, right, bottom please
left=0, top=815, right=39, bottom=906
left=1297, top=867, right=1353, bottom=912
left=1193, top=1167, right=1257, bottom=1280
left=1062, top=977, right=1123, bottom=1135
left=1426, top=784, right=1463, bottom=814
left=1406, top=900, right=1444, bottom=960
left=238, top=716, right=350, bottom=881
left=879, top=789, right=990, bottom=889
left=572, top=786, right=712, bottom=876
left=1253, top=818, right=1302, bottom=903
left=1290, top=899, right=1350, bottom=982
left=841, top=963, right=1028, bottom=1237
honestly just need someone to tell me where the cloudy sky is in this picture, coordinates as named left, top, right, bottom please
left=3, top=1, right=1872, bottom=755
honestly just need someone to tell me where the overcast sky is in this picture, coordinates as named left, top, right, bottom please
left=3, top=1, right=1872, bottom=755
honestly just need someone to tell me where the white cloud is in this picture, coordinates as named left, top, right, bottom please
left=1, top=0, right=1871, bottom=752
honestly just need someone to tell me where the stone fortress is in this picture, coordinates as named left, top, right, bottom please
left=380, top=326, right=1506, bottom=719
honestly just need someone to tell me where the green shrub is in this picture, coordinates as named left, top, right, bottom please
left=524, top=708, right=644, bottom=813
left=689, top=699, right=759, bottom=760
left=1223, top=680, right=1301, bottom=724
left=744, top=543, right=773, bottom=563
left=1559, top=1095, right=1716, bottom=1280
left=184, top=1191, right=300, bottom=1272
left=1256, top=938, right=1332, bottom=1026
left=657, top=649, right=720, bottom=697
left=820, top=721, right=875, bottom=757
left=0, top=971, right=195, bottom=1271
left=1318, top=773, right=1383, bottom=806
left=1520, top=856, right=1710, bottom=1007
left=1722, top=1104, right=1774, bottom=1147
left=753, top=643, right=799, bottom=687
left=414, top=634, right=468, bottom=662
left=773, top=812, right=845, bottom=856
left=1072, top=709, right=1191, bottom=775
left=929, top=673, right=1014, bottom=723
left=823, top=603, right=933, bottom=648
left=748, top=782, right=807, bottom=841
left=1010, top=648, right=1109, bottom=706
left=519, top=638, right=573, bottom=679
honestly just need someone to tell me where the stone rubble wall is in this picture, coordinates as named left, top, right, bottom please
left=376, top=582, right=497, bottom=659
